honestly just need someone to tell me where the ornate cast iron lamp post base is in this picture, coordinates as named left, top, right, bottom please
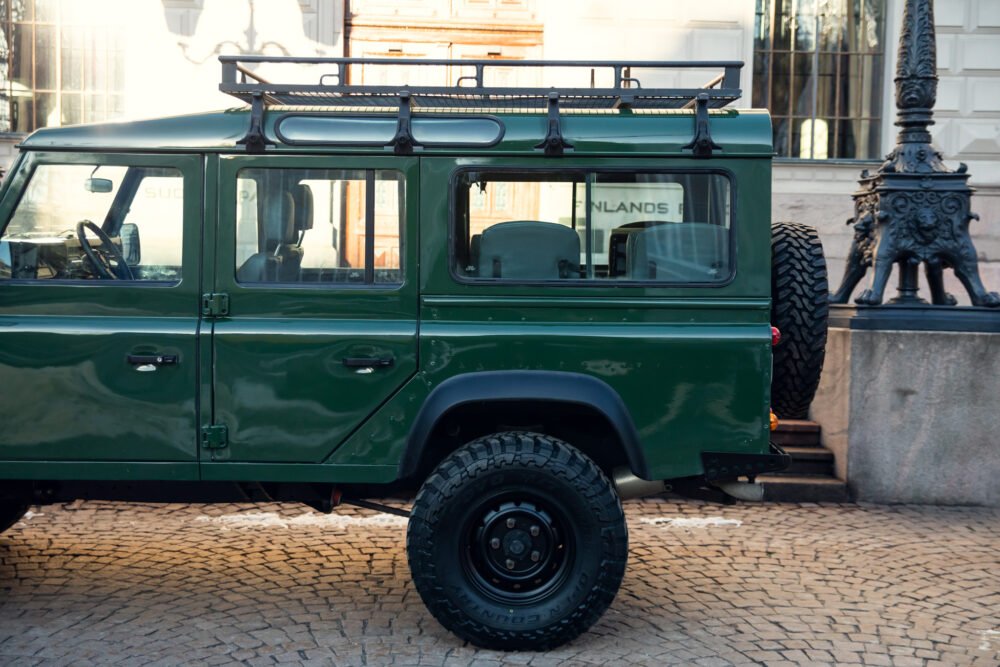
left=830, top=0, right=999, bottom=309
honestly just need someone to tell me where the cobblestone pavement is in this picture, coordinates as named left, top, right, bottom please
left=0, top=499, right=998, bottom=667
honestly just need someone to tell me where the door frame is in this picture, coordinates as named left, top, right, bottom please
left=199, top=153, right=419, bottom=483
left=0, top=150, right=206, bottom=481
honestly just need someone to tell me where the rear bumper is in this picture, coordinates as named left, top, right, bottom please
left=700, top=442, right=791, bottom=482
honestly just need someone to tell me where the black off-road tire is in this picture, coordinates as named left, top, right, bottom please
left=407, top=432, right=628, bottom=651
left=0, top=502, right=28, bottom=534
left=771, top=221, right=829, bottom=419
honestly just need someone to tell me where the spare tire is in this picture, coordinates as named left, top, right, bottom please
left=770, top=221, right=829, bottom=419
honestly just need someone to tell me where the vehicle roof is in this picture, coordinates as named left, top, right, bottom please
left=20, top=107, right=773, bottom=157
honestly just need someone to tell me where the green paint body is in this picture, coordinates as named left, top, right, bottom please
left=0, top=107, right=774, bottom=486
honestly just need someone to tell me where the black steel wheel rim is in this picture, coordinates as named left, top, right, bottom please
left=460, top=492, right=574, bottom=605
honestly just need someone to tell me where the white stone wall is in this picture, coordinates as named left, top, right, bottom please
left=540, top=0, right=755, bottom=107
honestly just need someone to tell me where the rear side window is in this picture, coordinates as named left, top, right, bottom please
left=453, top=170, right=732, bottom=284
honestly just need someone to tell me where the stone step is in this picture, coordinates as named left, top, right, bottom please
left=771, top=419, right=822, bottom=448
left=777, top=445, right=835, bottom=476
left=759, top=474, right=850, bottom=503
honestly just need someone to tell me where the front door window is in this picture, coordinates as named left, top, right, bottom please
left=0, top=163, right=184, bottom=282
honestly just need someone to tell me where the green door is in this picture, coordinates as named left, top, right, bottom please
left=0, top=152, right=203, bottom=469
left=206, top=155, right=419, bottom=467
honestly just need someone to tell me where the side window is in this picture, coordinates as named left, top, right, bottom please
left=453, top=170, right=732, bottom=283
left=0, top=163, right=184, bottom=283
left=235, top=167, right=404, bottom=286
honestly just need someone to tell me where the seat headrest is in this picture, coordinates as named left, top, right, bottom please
left=292, top=184, right=314, bottom=232
left=261, top=191, right=297, bottom=248
left=626, top=223, right=728, bottom=281
left=478, top=220, right=580, bottom=280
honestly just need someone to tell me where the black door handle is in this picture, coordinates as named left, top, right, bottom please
left=342, top=356, right=394, bottom=368
left=127, top=354, right=178, bottom=366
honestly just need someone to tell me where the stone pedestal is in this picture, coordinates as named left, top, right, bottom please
left=811, top=307, right=1000, bottom=506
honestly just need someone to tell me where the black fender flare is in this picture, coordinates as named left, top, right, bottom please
left=398, top=370, right=649, bottom=479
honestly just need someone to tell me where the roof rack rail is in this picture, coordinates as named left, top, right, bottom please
left=218, top=56, right=743, bottom=111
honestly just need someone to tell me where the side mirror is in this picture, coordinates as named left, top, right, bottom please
left=85, top=177, right=113, bottom=193
left=120, top=223, right=140, bottom=265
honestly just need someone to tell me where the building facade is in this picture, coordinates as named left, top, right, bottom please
left=0, top=0, right=997, bottom=300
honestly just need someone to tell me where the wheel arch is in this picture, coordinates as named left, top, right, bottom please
left=398, top=370, right=649, bottom=481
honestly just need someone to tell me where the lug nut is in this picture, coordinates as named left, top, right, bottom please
left=506, top=518, right=516, bottom=528
left=530, top=551, right=540, bottom=562
left=505, top=559, right=516, bottom=569
left=490, top=537, right=500, bottom=549
left=529, top=525, right=540, bottom=537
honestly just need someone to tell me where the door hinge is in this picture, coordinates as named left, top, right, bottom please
left=201, top=293, right=230, bottom=317
left=201, top=424, right=228, bottom=450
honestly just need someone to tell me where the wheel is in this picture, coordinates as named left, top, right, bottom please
left=770, top=221, right=829, bottom=420
left=0, top=502, right=28, bottom=534
left=407, top=432, right=628, bottom=650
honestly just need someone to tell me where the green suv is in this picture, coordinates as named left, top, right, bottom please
left=0, top=57, right=827, bottom=650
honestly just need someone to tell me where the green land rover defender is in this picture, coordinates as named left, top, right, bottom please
left=0, top=57, right=828, bottom=649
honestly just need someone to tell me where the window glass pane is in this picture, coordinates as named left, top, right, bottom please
left=12, top=0, right=30, bottom=22
left=816, top=53, right=840, bottom=120
left=11, top=22, right=31, bottom=84
left=0, top=163, right=184, bottom=282
left=34, top=0, right=57, bottom=23
left=121, top=170, right=184, bottom=281
left=59, top=90, right=79, bottom=124
left=773, top=116, right=793, bottom=157
left=596, top=173, right=731, bottom=282
left=791, top=52, right=815, bottom=117
left=33, top=23, right=54, bottom=89
left=59, top=28, right=82, bottom=91
left=235, top=168, right=404, bottom=286
left=752, top=51, right=770, bottom=109
left=858, top=0, right=884, bottom=53
left=772, top=0, right=793, bottom=50
left=453, top=171, right=731, bottom=284
left=373, top=169, right=403, bottom=283
left=771, top=52, right=791, bottom=116
left=793, top=0, right=818, bottom=51
left=818, top=0, right=849, bottom=51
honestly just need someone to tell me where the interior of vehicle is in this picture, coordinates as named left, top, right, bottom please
left=0, top=163, right=183, bottom=283
left=453, top=170, right=732, bottom=283
left=234, top=167, right=404, bottom=286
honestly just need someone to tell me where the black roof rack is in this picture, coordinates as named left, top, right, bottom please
left=219, top=56, right=743, bottom=156
left=219, top=56, right=743, bottom=111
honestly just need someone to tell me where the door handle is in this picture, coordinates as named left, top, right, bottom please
left=127, top=354, right=178, bottom=372
left=342, top=356, right=394, bottom=369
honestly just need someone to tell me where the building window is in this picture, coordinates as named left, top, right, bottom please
left=753, top=0, right=886, bottom=159
left=0, top=0, right=124, bottom=134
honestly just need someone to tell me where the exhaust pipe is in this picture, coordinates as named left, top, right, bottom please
left=612, top=467, right=668, bottom=500
left=713, top=480, right=765, bottom=502
left=612, top=468, right=765, bottom=502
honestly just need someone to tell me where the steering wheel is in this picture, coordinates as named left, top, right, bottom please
left=76, top=220, right=134, bottom=280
